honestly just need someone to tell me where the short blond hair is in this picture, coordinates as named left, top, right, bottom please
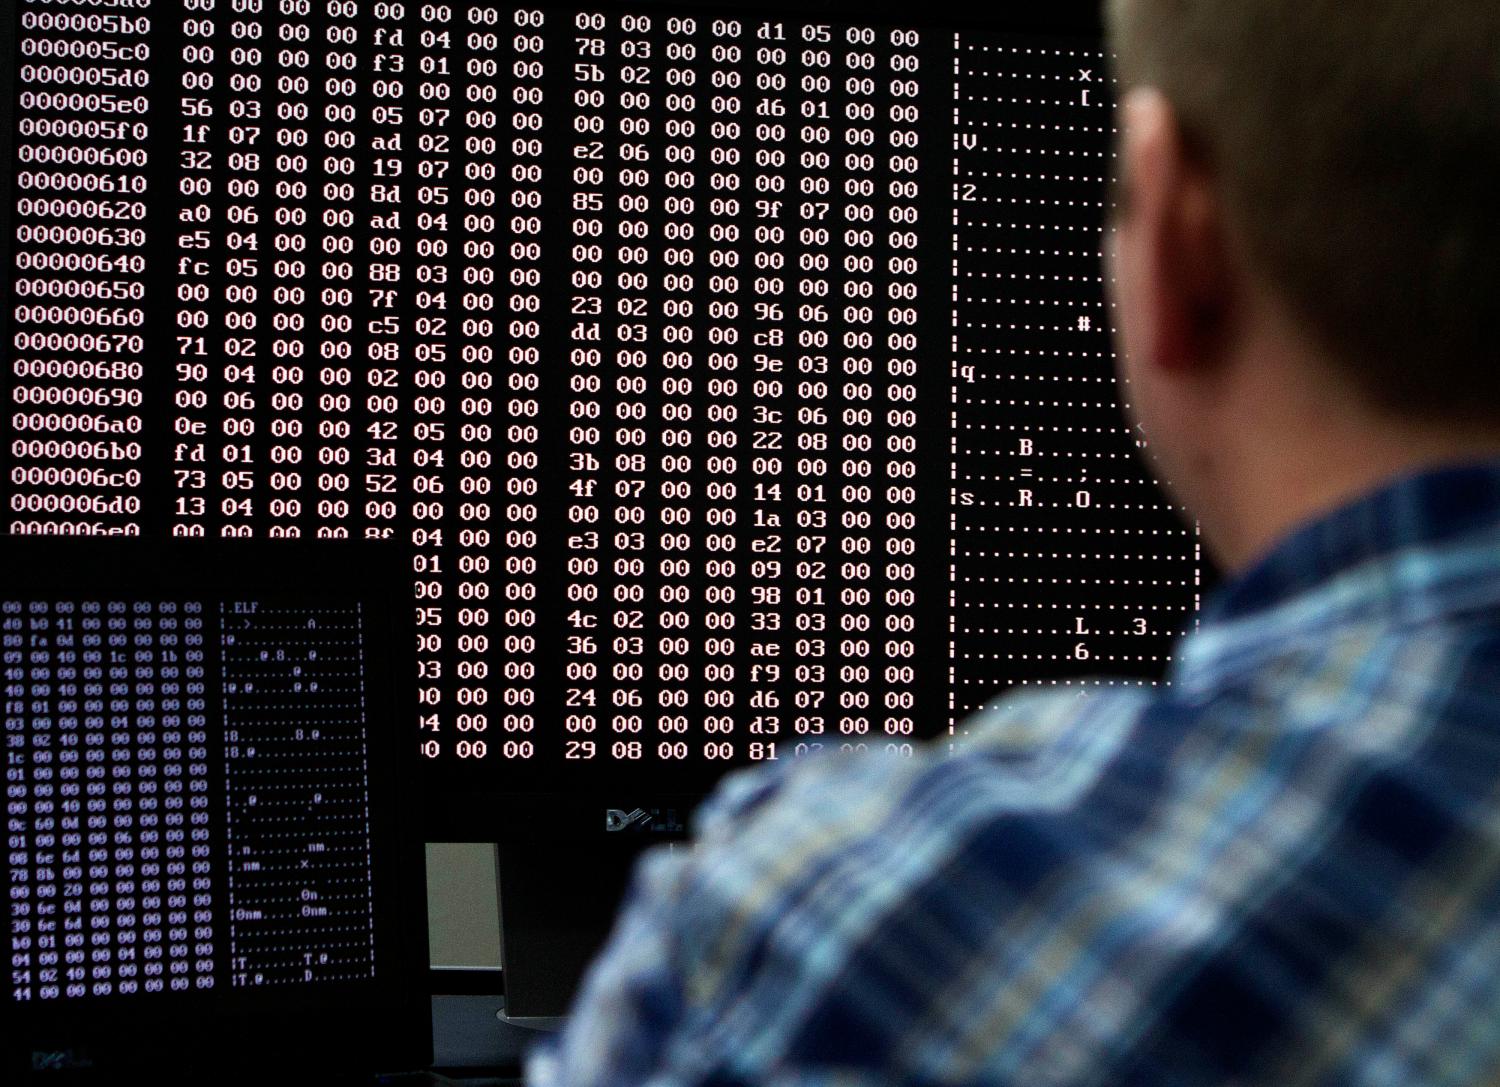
left=1107, top=0, right=1500, bottom=419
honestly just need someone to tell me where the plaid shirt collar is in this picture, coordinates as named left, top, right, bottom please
left=1176, top=457, right=1500, bottom=695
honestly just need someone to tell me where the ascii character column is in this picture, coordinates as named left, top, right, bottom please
left=948, top=34, right=1202, bottom=739
left=219, top=602, right=376, bottom=987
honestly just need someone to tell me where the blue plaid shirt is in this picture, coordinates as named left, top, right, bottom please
left=528, top=460, right=1500, bottom=1086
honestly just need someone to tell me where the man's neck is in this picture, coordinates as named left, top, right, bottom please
left=1198, top=400, right=1500, bottom=575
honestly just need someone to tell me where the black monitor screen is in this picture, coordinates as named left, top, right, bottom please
left=1, top=540, right=428, bottom=1077
left=0, top=0, right=1201, bottom=832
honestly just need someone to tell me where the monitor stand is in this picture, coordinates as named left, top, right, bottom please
left=495, top=841, right=643, bottom=1020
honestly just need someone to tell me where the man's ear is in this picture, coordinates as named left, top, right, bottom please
left=1116, top=89, right=1235, bottom=378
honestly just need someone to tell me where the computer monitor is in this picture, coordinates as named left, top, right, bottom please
left=0, top=0, right=1199, bottom=1017
left=1, top=540, right=429, bottom=1079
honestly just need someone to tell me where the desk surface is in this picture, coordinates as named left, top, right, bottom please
left=431, top=994, right=543, bottom=1080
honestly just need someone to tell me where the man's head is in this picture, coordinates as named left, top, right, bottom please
left=1103, top=0, right=1500, bottom=569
